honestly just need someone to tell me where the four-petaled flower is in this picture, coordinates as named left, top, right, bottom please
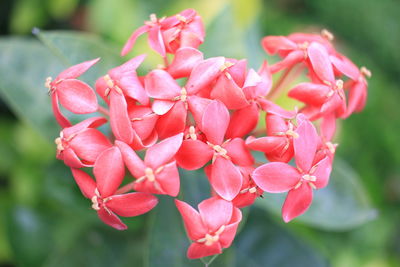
left=175, top=197, right=242, bottom=259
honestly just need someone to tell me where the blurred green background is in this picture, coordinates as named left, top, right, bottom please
left=0, top=0, right=399, bottom=266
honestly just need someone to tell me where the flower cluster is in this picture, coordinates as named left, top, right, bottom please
left=46, top=9, right=370, bottom=259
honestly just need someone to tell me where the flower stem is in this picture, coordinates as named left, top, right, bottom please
left=267, top=65, right=304, bottom=101
left=163, top=56, right=170, bottom=68
left=97, top=105, right=110, bottom=117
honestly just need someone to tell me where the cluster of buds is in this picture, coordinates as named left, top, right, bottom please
left=46, top=9, right=370, bottom=259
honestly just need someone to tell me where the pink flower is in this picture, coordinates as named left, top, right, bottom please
left=116, top=133, right=183, bottom=197
left=95, top=55, right=149, bottom=144
left=121, top=9, right=204, bottom=57
left=177, top=100, right=253, bottom=200
left=246, top=113, right=297, bottom=163
left=262, top=31, right=335, bottom=73
left=175, top=197, right=242, bottom=259
left=71, top=146, right=158, bottom=230
left=232, top=166, right=263, bottom=208
left=252, top=115, right=332, bottom=222
left=55, top=117, right=111, bottom=168
left=45, top=58, right=99, bottom=127
left=145, top=57, right=224, bottom=138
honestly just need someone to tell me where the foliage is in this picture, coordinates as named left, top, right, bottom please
left=0, top=0, right=399, bottom=266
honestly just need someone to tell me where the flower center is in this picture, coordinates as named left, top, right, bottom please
left=135, top=166, right=165, bottom=184
left=54, top=131, right=77, bottom=152
left=196, top=225, right=225, bottom=246
left=103, top=74, right=123, bottom=96
left=145, top=167, right=156, bottom=182
left=326, top=79, right=344, bottom=97
left=325, top=141, right=337, bottom=154
left=91, top=188, right=111, bottom=212
left=285, top=122, right=299, bottom=138
left=207, top=142, right=230, bottom=159
left=294, top=174, right=317, bottom=190
left=186, top=126, right=197, bottom=140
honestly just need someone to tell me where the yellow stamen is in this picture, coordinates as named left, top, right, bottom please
left=321, top=29, right=334, bottom=41
left=188, top=126, right=197, bottom=140
left=176, top=14, right=187, bottom=23
left=302, top=174, right=317, bottom=182
left=360, top=66, right=372, bottom=78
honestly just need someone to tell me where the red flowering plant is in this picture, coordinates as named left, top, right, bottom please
left=46, top=9, right=370, bottom=261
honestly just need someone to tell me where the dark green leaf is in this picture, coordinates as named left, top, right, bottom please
left=35, top=30, right=123, bottom=82
left=0, top=37, right=63, bottom=141
left=233, top=207, right=328, bottom=267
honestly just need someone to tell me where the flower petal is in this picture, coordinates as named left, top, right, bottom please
left=154, top=161, right=180, bottom=197
left=307, top=42, right=334, bottom=83
left=312, top=156, right=332, bottom=189
left=155, top=101, right=187, bottom=139
left=198, top=196, right=233, bottom=232
left=129, top=106, right=158, bottom=140
left=121, top=25, right=149, bottom=56
left=258, top=98, right=295, bottom=119
left=145, top=69, right=181, bottom=99
left=321, top=114, right=336, bottom=141
left=109, top=90, right=133, bottom=144
left=69, top=128, right=112, bottom=164
left=148, top=25, right=166, bottom=57
left=107, top=192, right=158, bottom=217
left=57, top=79, right=98, bottom=113
left=97, top=208, right=127, bottom=230
left=245, top=136, right=286, bottom=154
left=175, top=139, right=213, bottom=170
left=152, top=100, right=175, bottom=115
left=282, top=183, right=313, bottom=223
left=58, top=58, right=100, bottom=79
left=62, top=116, right=107, bottom=137
left=187, top=242, right=222, bottom=259
left=186, top=57, right=225, bottom=94
left=262, top=36, right=297, bottom=54
left=288, top=82, right=330, bottom=106
left=210, top=157, right=242, bottom=201
left=225, top=138, right=254, bottom=166
left=175, top=199, right=207, bottom=240
left=219, top=207, right=242, bottom=248
left=115, top=140, right=146, bottom=178
left=70, top=168, right=97, bottom=199
left=330, top=54, right=360, bottom=81
left=210, top=75, right=248, bottom=109
left=93, top=146, right=125, bottom=197
left=252, top=162, right=300, bottom=193
left=294, top=115, right=319, bottom=172
left=51, top=93, right=71, bottom=128
left=269, top=50, right=304, bottom=73
left=63, top=148, right=86, bottom=168
left=226, top=103, right=259, bottom=138
left=167, top=47, right=203, bottom=79
left=201, top=100, right=229, bottom=145
left=145, top=133, right=183, bottom=169
left=187, top=95, right=212, bottom=127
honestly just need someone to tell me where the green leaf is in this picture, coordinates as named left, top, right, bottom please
left=232, top=207, right=328, bottom=267
left=0, top=37, right=63, bottom=141
left=203, top=4, right=264, bottom=69
left=7, top=206, right=55, bottom=267
left=0, top=31, right=123, bottom=142
left=34, top=30, right=123, bottom=82
left=256, top=158, right=377, bottom=231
